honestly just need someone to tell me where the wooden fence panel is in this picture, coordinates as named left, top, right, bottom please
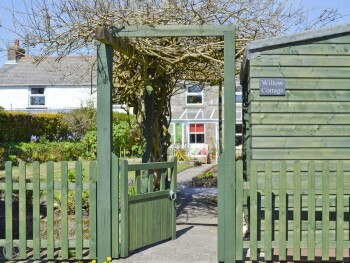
left=336, top=161, right=344, bottom=260
left=18, top=162, right=26, bottom=259
left=307, top=161, right=315, bottom=260
left=239, top=160, right=350, bottom=262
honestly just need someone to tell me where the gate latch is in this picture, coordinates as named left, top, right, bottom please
left=168, top=190, right=177, bottom=201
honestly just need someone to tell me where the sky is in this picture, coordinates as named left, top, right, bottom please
left=0, top=0, right=350, bottom=68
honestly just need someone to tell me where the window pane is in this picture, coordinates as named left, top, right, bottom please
left=187, top=84, right=203, bottom=93
left=196, top=124, right=204, bottom=132
left=31, top=88, right=45, bottom=94
left=190, top=124, right=196, bottom=132
left=30, top=96, right=45, bottom=105
left=187, top=95, right=202, bottom=104
left=196, top=134, right=205, bottom=143
left=190, top=134, right=196, bottom=143
left=236, top=94, right=242, bottom=103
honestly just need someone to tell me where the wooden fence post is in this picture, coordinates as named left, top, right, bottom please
left=97, top=41, right=113, bottom=263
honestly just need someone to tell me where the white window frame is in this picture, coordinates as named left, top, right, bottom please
left=186, top=83, right=204, bottom=105
left=29, top=86, right=46, bottom=108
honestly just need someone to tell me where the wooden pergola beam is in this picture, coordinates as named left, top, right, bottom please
left=96, top=25, right=235, bottom=40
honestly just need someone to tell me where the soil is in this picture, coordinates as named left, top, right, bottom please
left=190, top=165, right=217, bottom=188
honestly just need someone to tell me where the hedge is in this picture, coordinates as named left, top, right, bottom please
left=0, top=111, right=70, bottom=143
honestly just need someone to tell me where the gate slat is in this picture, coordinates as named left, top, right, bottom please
left=75, top=161, right=83, bottom=259
left=307, top=161, right=315, bottom=260
left=5, top=162, right=13, bottom=259
left=61, top=162, right=69, bottom=259
left=47, top=161, right=54, bottom=259
left=279, top=161, right=287, bottom=260
left=250, top=161, right=258, bottom=260
left=120, top=159, right=129, bottom=257
left=19, top=162, right=27, bottom=259
left=265, top=161, right=272, bottom=260
left=136, top=170, right=141, bottom=194
left=111, top=155, right=119, bottom=258
left=235, top=160, right=243, bottom=260
left=89, top=161, right=97, bottom=259
left=293, top=161, right=301, bottom=261
left=171, top=157, right=177, bottom=240
left=32, top=162, right=41, bottom=259
left=322, top=161, right=330, bottom=261
left=336, top=161, right=344, bottom=260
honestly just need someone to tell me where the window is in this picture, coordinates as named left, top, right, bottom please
left=236, top=92, right=242, bottom=103
left=29, top=87, right=45, bottom=106
left=186, top=83, right=204, bottom=104
left=189, top=124, right=205, bottom=143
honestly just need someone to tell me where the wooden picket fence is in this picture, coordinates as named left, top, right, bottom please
left=0, top=155, right=177, bottom=261
left=235, top=159, right=350, bottom=262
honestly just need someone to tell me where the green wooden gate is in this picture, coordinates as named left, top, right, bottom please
left=0, top=154, right=177, bottom=261
left=221, top=159, right=350, bottom=262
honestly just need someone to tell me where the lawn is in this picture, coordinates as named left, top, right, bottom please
left=0, top=159, right=194, bottom=182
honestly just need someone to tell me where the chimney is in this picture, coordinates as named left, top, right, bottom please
left=6, top=39, right=25, bottom=64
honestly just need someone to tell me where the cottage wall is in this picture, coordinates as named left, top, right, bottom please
left=245, top=34, right=350, bottom=163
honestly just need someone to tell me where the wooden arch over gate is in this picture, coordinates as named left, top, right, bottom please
left=95, top=25, right=236, bottom=263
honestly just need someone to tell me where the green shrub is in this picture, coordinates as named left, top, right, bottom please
left=0, top=111, right=70, bottom=143
left=16, top=140, right=84, bottom=163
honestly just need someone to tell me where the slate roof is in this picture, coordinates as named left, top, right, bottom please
left=0, top=56, right=97, bottom=87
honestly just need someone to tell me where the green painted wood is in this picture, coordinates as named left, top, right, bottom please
left=250, top=161, right=258, bottom=260
left=128, top=161, right=174, bottom=171
left=32, top=162, right=40, bottom=259
left=160, top=170, right=166, bottom=191
left=260, top=44, right=350, bottom=55
left=136, top=170, right=141, bottom=194
left=217, top=154, right=225, bottom=262
left=99, top=25, right=234, bottom=39
left=264, top=161, right=272, bottom=260
left=111, top=154, right=119, bottom=258
left=336, top=161, right=344, bottom=260
left=129, top=190, right=170, bottom=202
left=278, top=161, right=287, bottom=260
left=251, top=113, right=350, bottom=125
left=5, top=162, right=13, bottom=259
left=89, top=161, right=97, bottom=259
left=250, top=90, right=350, bottom=102
left=235, top=160, right=243, bottom=261
left=322, top=161, right=330, bottom=260
left=252, top=149, right=350, bottom=160
left=46, top=161, right=54, bottom=259
left=171, top=157, right=177, bottom=240
left=96, top=42, right=113, bottom=263
left=249, top=78, right=350, bottom=90
left=251, top=54, right=350, bottom=67
left=293, top=161, right=301, bottom=261
left=75, top=161, right=83, bottom=259
left=120, top=159, right=129, bottom=257
left=223, top=29, right=236, bottom=263
left=251, top=67, right=350, bottom=79
left=316, top=34, right=350, bottom=44
left=61, top=161, right=69, bottom=259
left=18, top=162, right=26, bottom=259
left=307, top=161, right=316, bottom=260
left=148, top=172, right=154, bottom=193
left=252, top=125, right=350, bottom=136
left=251, top=101, right=350, bottom=113
left=252, top=137, right=350, bottom=148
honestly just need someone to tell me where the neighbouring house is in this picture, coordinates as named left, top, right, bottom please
left=169, top=81, right=242, bottom=163
left=0, top=41, right=97, bottom=113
